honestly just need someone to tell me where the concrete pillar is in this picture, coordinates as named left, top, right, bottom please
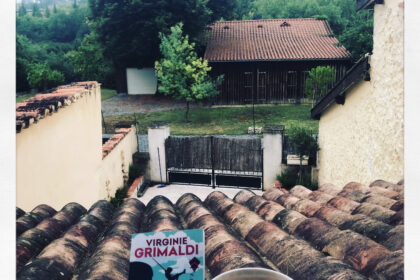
left=148, top=122, right=170, bottom=183
left=262, top=125, right=284, bottom=190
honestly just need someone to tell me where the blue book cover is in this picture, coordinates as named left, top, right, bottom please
left=129, top=229, right=205, bottom=280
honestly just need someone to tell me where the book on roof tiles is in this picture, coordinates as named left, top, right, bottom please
left=129, top=229, right=205, bottom=280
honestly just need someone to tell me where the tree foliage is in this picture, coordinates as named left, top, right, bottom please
left=338, top=10, right=373, bottom=59
left=89, top=0, right=211, bottom=68
left=288, top=126, right=319, bottom=182
left=155, top=23, right=222, bottom=121
left=289, top=126, right=319, bottom=161
left=304, top=66, right=335, bottom=103
left=207, top=0, right=238, bottom=22
left=32, top=3, right=43, bottom=17
left=68, top=32, right=115, bottom=87
left=16, top=6, right=90, bottom=92
left=18, top=4, right=27, bottom=17
left=27, top=63, right=65, bottom=91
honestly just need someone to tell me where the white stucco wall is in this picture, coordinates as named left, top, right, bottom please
left=99, top=127, right=138, bottom=199
left=127, top=68, right=158, bottom=95
left=263, top=133, right=283, bottom=190
left=17, top=85, right=103, bottom=211
left=317, top=0, right=404, bottom=187
left=148, top=125, right=170, bottom=183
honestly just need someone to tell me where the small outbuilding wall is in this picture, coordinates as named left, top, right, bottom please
left=100, top=126, right=138, bottom=199
left=16, top=82, right=139, bottom=211
left=126, top=67, right=157, bottom=95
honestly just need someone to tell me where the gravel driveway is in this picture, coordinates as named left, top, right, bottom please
left=102, top=94, right=199, bottom=116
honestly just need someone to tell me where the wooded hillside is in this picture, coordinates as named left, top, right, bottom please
left=16, top=0, right=373, bottom=93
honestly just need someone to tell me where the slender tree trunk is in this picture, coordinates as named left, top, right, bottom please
left=114, top=64, right=127, bottom=94
left=185, top=101, right=190, bottom=122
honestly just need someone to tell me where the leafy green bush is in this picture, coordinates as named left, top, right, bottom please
left=128, top=163, right=142, bottom=186
left=276, top=166, right=318, bottom=191
left=276, top=167, right=297, bottom=190
left=110, top=184, right=129, bottom=208
left=110, top=163, right=143, bottom=207
left=288, top=126, right=319, bottom=167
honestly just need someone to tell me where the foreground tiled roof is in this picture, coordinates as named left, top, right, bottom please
left=16, top=81, right=99, bottom=133
left=204, top=18, right=352, bottom=62
left=16, top=179, right=403, bottom=280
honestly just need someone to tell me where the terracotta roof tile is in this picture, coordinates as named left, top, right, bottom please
left=16, top=203, right=86, bottom=270
left=16, top=207, right=25, bottom=220
left=16, top=204, right=57, bottom=237
left=16, top=179, right=403, bottom=279
left=204, top=18, right=351, bottom=62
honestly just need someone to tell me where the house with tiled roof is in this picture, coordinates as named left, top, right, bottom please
left=204, top=18, right=352, bottom=105
left=15, top=179, right=403, bottom=279
left=16, top=82, right=138, bottom=211
left=311, top=0, right=404, bottom=187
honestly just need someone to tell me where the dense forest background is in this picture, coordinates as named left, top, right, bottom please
left=16, top=0, right=373, bottom=93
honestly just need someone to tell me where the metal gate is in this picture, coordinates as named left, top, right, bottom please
left=165, top=135, right=263, bottom=189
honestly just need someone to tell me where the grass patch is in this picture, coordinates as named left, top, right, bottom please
left=101, top=88, right=117, bottom=101
left=104, top=104, right=318, bottom=135
left=16, top=93, right=36, bottom=103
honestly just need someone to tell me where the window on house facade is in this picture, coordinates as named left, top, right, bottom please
left=287, top=71, right=297, bottom=99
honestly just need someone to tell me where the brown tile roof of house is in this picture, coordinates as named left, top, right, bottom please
left=204, top=18, right=352, bottom=62
left=16, top=179, right=403, bottom=280
left=16, top=81, right=100, bottom=133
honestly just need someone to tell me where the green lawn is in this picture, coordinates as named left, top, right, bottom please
left=104, top=104, right=319, bottom=135
left=16, top=93, right=36, bottom=103
left=16, top=88, right=117, bottom=103
left=101, top=88, right=117, bottom=101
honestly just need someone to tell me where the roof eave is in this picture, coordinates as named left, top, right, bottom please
left=356, top=0, right=384, bottom=11
left=207, top=57, right=352, bottom=63
left=311, top=55, right=371, bottom=120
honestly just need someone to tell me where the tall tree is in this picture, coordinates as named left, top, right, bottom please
left=88, top=0, right=212, bottom=93
left=45, top=6, right=51, bottom=18
left=18, top=4, right=27, bottom=17
left=155, top=23, right=222, bottom=121
left=32, top=3, right=42, bottom=17
left=73, top=0, right=78, bottom=9
left=338, top=10, right=373, bottom=59
left=53, top=2, right=57, bottom=13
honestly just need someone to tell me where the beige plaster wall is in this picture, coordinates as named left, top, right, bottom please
left=317, top=0, right=404, bottom=187
left=99, top=127, right=138, bottom=199
left=17, top=85, right=103, bottom=211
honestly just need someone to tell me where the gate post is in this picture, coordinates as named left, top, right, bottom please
left=262, top=125, right=284, bottom=190
left=148, top=122, right=170, bottom=184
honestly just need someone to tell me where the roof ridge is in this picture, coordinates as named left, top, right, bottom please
left=212, top=18, right=324, bottom=24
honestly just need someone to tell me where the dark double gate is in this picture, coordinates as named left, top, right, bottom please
left=165, top=136, right=263, bottom=189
